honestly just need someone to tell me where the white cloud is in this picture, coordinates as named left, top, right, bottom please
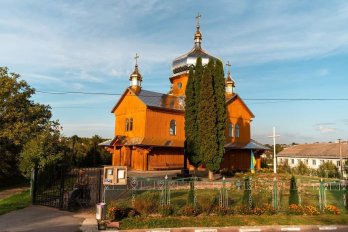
left=317, top=125, right=336, bottom=133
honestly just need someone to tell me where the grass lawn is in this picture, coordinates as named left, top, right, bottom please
left=119, top=214, right=348, bottom=230
left=0, top=189, right=31, bottom=215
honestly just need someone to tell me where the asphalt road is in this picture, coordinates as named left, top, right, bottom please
left=0, top=205, right=84, bottom=232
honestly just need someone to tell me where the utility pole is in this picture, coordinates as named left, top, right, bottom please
left=338, top=139, right=343, bottom=178
left=268, top=127, right=280, bottom=175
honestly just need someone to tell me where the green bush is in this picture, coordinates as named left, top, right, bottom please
left=292, top=161, right=310, bottom=175
left=317, top=162, right=340, bottom=178
left=160, top=204, right=174, bottom=216
left=277, top=162, right=291, bottom=174
left=212, top=205, right=231, bottom=216
left=180, top=205, right=199, bottom=216
left=197, top=195, right=215, bottom=215
left=187, top=188, right=195, bottom=206
left=289, top=176, right=299, bottom=205
left=133, top=192, right=160, bottom=215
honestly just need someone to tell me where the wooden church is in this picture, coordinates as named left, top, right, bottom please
left=100, top=17, right=267, bottom=171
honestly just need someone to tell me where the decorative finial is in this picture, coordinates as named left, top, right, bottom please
left=194, top=13, right=202, bottom=47
left=134, top=53, right=139, bottom=66
left=196, top=13, right=202, bottom=28
left=226, top=61, right=231, bottom=76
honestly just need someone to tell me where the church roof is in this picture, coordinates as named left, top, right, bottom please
left=278, top=142, right=348, bottom=159
left=100, top=136, right=266, bottom=151
left=111, top=88, right=185, bottom=113
left=225, top=139, right=269, bottom=150
left=137, top=89, right=185, bottom=112
left=101, top=135, right=184, bottom=148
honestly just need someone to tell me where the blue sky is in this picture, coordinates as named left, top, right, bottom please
left=1, top=0, right=348, bottom=144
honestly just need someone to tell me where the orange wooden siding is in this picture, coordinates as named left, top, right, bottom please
left=171, top=73, right=188, bottom=96
left=221, top=150, right=261, bottom=170
left=148, top=147, right=184, bottom=170
left=145, top=109, right=185, bottom=143
left=114, top=90, right=147, bottom=137
left=225, top=97, right=253, bottom=144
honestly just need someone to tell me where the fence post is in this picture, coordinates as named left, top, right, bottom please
left=220, top=176, right=228, bottom=208
left=58, top=167, right=65, bottom=209
left=31, top=166, right=38, bottom=205
left=319, top=178, right=325, bottom=211
left=98, top=168, right=102, bottom=203
left=272, top=177, right=278, bottom=210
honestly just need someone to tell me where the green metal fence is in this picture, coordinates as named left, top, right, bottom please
left=103, top=176, right=348, bottom=215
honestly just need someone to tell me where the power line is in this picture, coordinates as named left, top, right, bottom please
left=36, top=89, right=348, bottom=101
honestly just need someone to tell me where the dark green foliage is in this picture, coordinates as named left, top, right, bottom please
left=0, top=67, right=56, bottom=180
left=289, top=176, right=299, bottom=205
left=160, top=205, right=174, bottom=216
left=187, top=189, right=195, bottom=206
left=180, top=205, right=199, bottom=216
left=19, top=126, right=70, bottom=178
left=198, top=60, right=218, bottom=172
left=292, top=160, right=310, bottom=175
left=212, top=59, right=226, bottom=169
left=317, top=162, right=340, bottom=178
left=194, top=57, right=203, bottom=108
left=185, top=57, right=226, bottom=173
left=133, top=192, right=160, bottom=215
left=185, top=66, right=200, bottom=167
left=242, top=177, right=254, bottom=209
left=66, top=135, right=112, bottom=167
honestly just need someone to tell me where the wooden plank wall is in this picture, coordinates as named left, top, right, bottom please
left=148, top=147, right=184, bottom=170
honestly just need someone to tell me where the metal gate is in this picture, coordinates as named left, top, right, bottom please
left=31, top=166, right=103, bottom=211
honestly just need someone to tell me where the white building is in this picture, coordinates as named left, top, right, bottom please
left=277, top=142, right=348, bottom=177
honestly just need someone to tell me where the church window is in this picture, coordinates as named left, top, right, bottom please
left=235, top=124, right=240, bottom=138
left=228, top=123, right=233, bottom=137
left=170, top=120, right=176, bottom=135
left=125, top=118, right=129, bottom=131
left=129, top=118, right=133, bottom=131
left=177, top=82, right=182, bottom=89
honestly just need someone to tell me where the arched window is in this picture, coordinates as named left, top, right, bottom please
left=228, top=123, right=233, bottom=138
left=235, top=124, right=240, bottom=138
left=129, top=118, right=133, bottom=131
left=169, top=120, right=176, bottom=135
left=125, top=118, right=129, bottom=131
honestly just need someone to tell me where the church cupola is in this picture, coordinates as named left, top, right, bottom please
left=129, top=53, right=142, bottom=92
left=225, top=61, right=235, bottom=97
left=171, top=13, right=218, bottom=75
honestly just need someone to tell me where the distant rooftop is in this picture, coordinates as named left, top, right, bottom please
left=278, top=142, right=348, bottom=159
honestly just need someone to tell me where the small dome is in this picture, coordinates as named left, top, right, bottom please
left=129, top=64, right=142, bottom=81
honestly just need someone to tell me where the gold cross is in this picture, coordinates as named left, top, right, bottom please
left=226, top=61, right=231, bottom=73
left=195, top=13, right=202, bottom=27
left=134, top=53, right=139, bottom=65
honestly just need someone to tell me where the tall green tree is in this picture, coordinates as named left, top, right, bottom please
left=185, top=66, right=200, bottom=168
left=19, top=125, right=69, bottom=177
left=212, top=59, right=226, bottom=169
left=0, top=67, right=54, bottom=179
left=198, top=60, right=218, bottom=179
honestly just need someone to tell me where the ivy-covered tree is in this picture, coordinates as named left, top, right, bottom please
left=198, top=60, right=218, bottom=179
